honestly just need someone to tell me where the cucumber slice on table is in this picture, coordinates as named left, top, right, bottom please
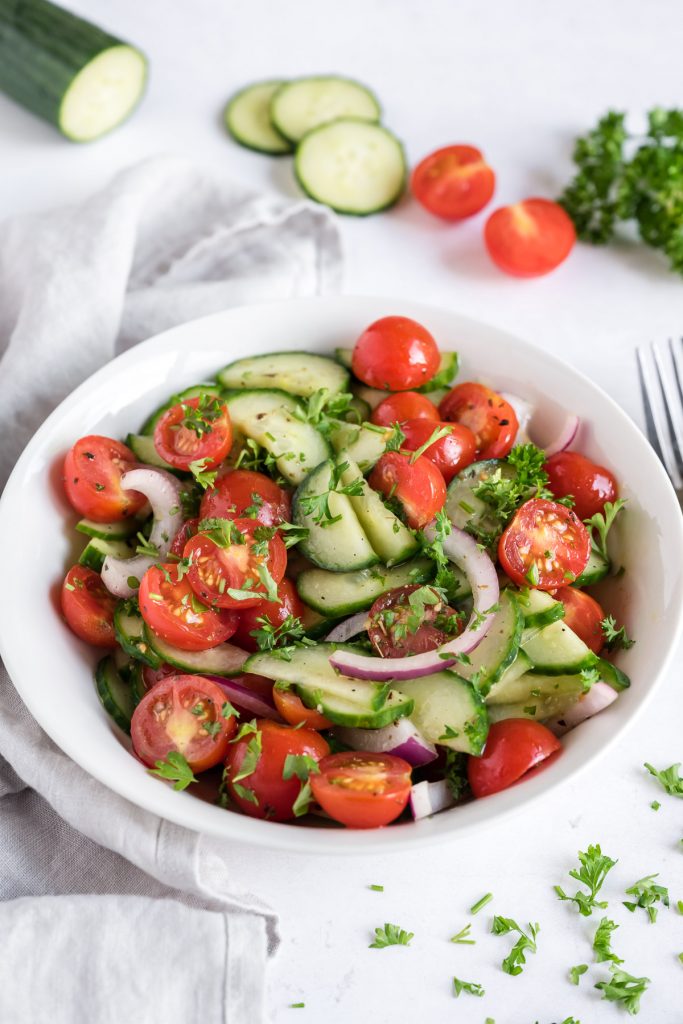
left=522, top=618, right=598, bottom=675
left=125, top=434, right=175, bottom=471
left=114, top=603, right=161, bottom=668
left=445, top=459, right=516, bottom=542
left=296, top=557, right=437, bottom=617
left=340, top=460, right=419, bottom=566
left=292, top=460, right=378, bottom=571
left=95, top=655, right=135, bottom=732
left=295, top=119, right=406, bottom=216
left=0, top=0, right=147, bottom=142
left=224, top=79, right=292, bottom=155
left=139, top=384, right=221, bottom=436
left=218, top=352, right=349, bottom=397
left=144, top=628, right=247, bottom=676
left=79, top=537, right=134, bottom=573
left=76, top=517, right=141, bottom=541
left=270, top=75, right=380, bottom=143
left=456, top=589, right=523, bottom=695
left=397, top=672, right=488, bottom=755
left=329, top=421, right=390, bottom=473
left=573, top=549, right=610, bottom=587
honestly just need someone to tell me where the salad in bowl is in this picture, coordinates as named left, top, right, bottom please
left=58, top=314, right=631, bottom=830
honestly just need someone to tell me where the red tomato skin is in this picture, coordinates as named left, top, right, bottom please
left=545, top=452, right=618, bottom=521
left=367, top=584, right=462, bottom=658
left=273, top=688, right=332, bottom=729
left=169, top=518, right=199, bottom=558
left=411, top=144, right=495, bottom=220
left=63, top=436, right=146, bottom=522
left=351, top=316, right=441, bottom=392
left=131, top=675, right=237, bottom=772
left=439, top=382, right=518, bottom=459
left=484, top=198, right=576, bottom=278
left=369, top=451, right=446, bottom=529
left=224, top=720, right=330, bottom=821
left=400, top=418, right=477, bottom=483
left=61, top=565, right=118, bottom=647
left=467, top=719, right=561, bottom=798
left=153, top=397, right=232, bottom=471
left=200, top=470, right=291, bottom=526
left=370, top=391, right=440, bottom=427
left=554, top=587, right=605, bottom=655
left=184, top=519, right=287, bottom=610
left=139, top=563, right=238, bottom=652
left=310, top=752, right=412, bottom=829
left=232, top=579, right=305, bottom=652
left=498, top=498, right=591, bottom=591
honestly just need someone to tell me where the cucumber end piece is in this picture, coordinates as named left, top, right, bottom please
left=59, top=45, right=147, bottom=143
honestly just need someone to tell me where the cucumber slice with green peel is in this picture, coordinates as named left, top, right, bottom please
left=456, top=589, right=523, bottom=695
left=596, top=657, right=630, bottom=691
left=129, top=661, right=147, bottom=706
left=125, top=434, right=176, bottom=471
left=516, top=588, right=565, bottom=630
left=295, top=119, right=406, bottom=216
left=224, top=79, right=292, bottom=155
left=573, top=549, right=610, bottom=587
left=340, top=350, right=458, bottom=393
left=345, top=397, right=371, bottom=423
left=270, top=75, right=381, bottom=143
left=144, top=628, right=248, bottom=676
left=217, top=352, right=349, bottom=397
left=0, top=0, right=147, bottom=142
left=95, top=655, right=135, bottom=732
left=114, top=604, right=161, bottom=668
left=446, top=459, right=516, bottom=543
left=340, top=460, right=419, bottom=566
left=522, top=618, right=598, bottom=676
left=396, top=672, right=488, bottom=755
left=296, top=557, right=438, bottom=617
left=292, top=460, right=378, bottom=571
left=352, top=383, right=450, bottom=409
left=140, top=383, right=221, bottom=436
left=79, top=537, right=134, bottom=573
left=329, top=421, right=390, bottom=473
left=488, top=691, right=581, bottom=724
left=75, top=517, right=142, bottom=541
left=224, top=389, right=330, bottom=486
left=486, top=669, right=587, bottom=706
left=484, top=650, right=533, bottom=702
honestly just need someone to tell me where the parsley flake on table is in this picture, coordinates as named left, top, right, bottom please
left=644, top=761, right=683, bottom=797
left=470, top=892, right=494, bottom=915
left=369, top=923, right=414, bottom=949
left=491, top=916, right=539, bottom=975
left=148, top=751, right=197, bottom=791
left=569, top=963, right=589, bottom=984
left=368, top=884, right=384, bottom=892
left=593, top=917, right=623, bottom=964
left=452, top=975, right=484, bottom=998
left=450, top=923, right=475, bottom=944
left=623, top=873, right=670, bottom=923
left=595, top=963, right=650, bottom=1015
left=554, top=843, right=617, bottom=916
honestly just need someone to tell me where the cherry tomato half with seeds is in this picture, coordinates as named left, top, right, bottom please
left=224, top=719, right=330, bottom=821
left=153, top=396, right=232, bottom=472
left=411, top=144, right=495, bottom=220
left=232, top=578, right=305, bottom=652
left=439, top=382, right=518, bottom=459
left=400, top=418, right=477, bottom=483
left=553, top=587, right=605, bottom=655
left=351, top=316, right=441, bottom=392
left=131, top=675, right=237, bottom=772
left=184, top=518, right=286, bottom=610
left=368, top=584, right=463, bottom=658
left=139, top=562, right=238, bottom=652
left=370, top=391, right=440, bottom=428
left=544, top=451, right=618, bottom=522
left=467, top=719, right=561, bottom=798
left=61, top=565, right=118, bottom=648
left=368, top=451, right=446, bottom=529
left=309, top=752, right=412, bottom=829
left=273, top=687, right=332, bottom=730
left=484, top=198, right=576, bottom=277
left=63, top=435, right=146, bottom=523
left=498, top=498, right=591, bottom=591
left=199, top=469, right=291, bottom=527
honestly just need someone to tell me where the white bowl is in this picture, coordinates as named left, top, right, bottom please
left=1, top=295, right=681, bottom=854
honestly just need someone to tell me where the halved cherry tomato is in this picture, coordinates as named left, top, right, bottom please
left=310, top=752, right=412, bottom=829
left=63, top=436, right=146, bottom=523
left=139, top=562, right=238, bottom=651
left=498, top=498, right=591, bottom=591
left=131, top=675, right=237, bottom=772
left=224, top=719, right=330, bottom=821
left=411, top=144, right=495, bottom=220
left=368, top=451, right=446, bottom=529
left=61, top=565, right=117, bottom=647
left=367, top=585, right=463, bottom=658
left=169, top=518, right=198, bottom=558
left=553, top=587, right=605, bottom=655
left=351, top=316, right=441, bottom=392
left=400, top=418, right=477, bottom=483
left=467, top=719, right=561, bottom=797
left=484, top=198, right=576, bottom=277
left=232, top=578, right=305, bottom=652
left=184, top=518, right=286, bottom=610
left=545, top=451, right=618, bottom=522
left=370, top=391, right=440, bottom=428
left=273, top=688, right=332, bottom=730
left=200, top=469, right=291, bottom=527
left=439, top=383, right=518, bottom=459
left=153, top=395, right=232, bottom=472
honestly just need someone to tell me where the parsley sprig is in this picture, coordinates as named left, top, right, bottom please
left=369, top=923, right=414, bottom=949
left=298, top=461, right=364, bottom=527
left=584, top=498, right=626, bottom=562
left=491, top=916, right=539, bottom=976
left=644, top=761, right=683, bottom=797
left=282, top=753, right=321, bottom=817
left=601, top=614, right=635, bottom=651
left=452, top=976, right=484, bottom=998
left=554, top=843, right=617, bottom=917
left=595, top=964, right=650, bottom=1015
left=148, top=751, right=197, bottom=791
left=623, top=873, right=669, bottom=923
left=593, top=917, right=623, bottom=964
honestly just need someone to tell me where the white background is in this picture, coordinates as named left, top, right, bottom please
left=3, top=1, right=683, bottom=1020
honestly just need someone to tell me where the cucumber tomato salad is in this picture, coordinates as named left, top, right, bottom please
left=59, top=316, right=630, bottom=828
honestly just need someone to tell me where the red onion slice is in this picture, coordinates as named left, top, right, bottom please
left=545, top=681, right=617, bottom=736
left=207, top=675, right=282, bottom=721
left=501, top=391, right=533, bottom=442
left=409, top=780, right=455, bottom=821
left=334, top=718, right=437, bottom=767
left=101, top=468, right=184, bottom=598
left=543, top=414, right=580, bottom=457
left=325, top=612, right=369, bottom=643
left=329, top=523, right=499, bottom=681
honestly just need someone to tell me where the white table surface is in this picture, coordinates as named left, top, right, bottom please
left=3, top=1, right=683, bottom=1020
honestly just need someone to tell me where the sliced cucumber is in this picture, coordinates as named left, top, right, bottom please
left=114, top=603, right=161, bottom=668
left=129, top=661, right=147, bottom=706
left=145, top=628, right=247, bottom=676
left=224, top=79, right=292, bottom=155
left=445, top=459, right=515, bottom=542
left=299, top=605, right=344, bottom=640
left=486, top=670, right=587, bottom=706
left=522, top=619, right=598, bottom=676
left=75, top=517, right=141, bottom=541
left=516, top=588, right=565, bottom=630
left=574, top=549, right=610, bottom=587
left=139, top=383, right=221, bottom=436
left=596, top=657, right=630, bottom=691
left=396, top=672, right=488, bottom=755
left=270, top=75, right=380, bottom=144
left=484, top=650, right=533, bottom=702
left=296, top=557, right=437, bottom=616
left=224, top=389, right=330, bottom=485
left=95, top=655, right=135, bottom=732
left=329, top=421, right=390, bottom=472
left=456, top=589, right=523, bottom=695
left=336, top=349, right=458, bottom=393
left=292, top=460, right=378, bottom=571
left=345, top=397, right=371, bottom=423
left=295, top=119, right=406, bottom=216
left=352, top=383, right=449, bottom=409
left=79, top=537, right=134, bottom=573
left=340, top=459, right=419, bottom=566
left=218, top=352, right=349, bottom=397
left=125, top=433, right=175, bottom=471
left=488, top=691, right=581, bottom=724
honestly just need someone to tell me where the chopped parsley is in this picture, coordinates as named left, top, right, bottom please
left=595, top=964, right=650, bottom=1014
left=569, top=963, right=589, bottom=985
left=298, top=461, right=365, bottom=526
left=644, top=762, right=683, bottom=797
left=231, top=731, right=263, bottom=784
left=449, top=923, right=475, bottom=945
left=623, top=873, right=669, bottom=923
left=189, top=457, right=218, bottom=489
left=593, top=917, right=623, bottom=964
left=443, top=750, right=470, bottom=801
left=452, top=976, right=484, bottom=998
left=491, top=916, right=539, bottom=976
left=148, top=751, right=197, bottom=791
left=369, top=884, right=384, bottom=892
left=369, top=923, right=414, bottom=949
left=409, top=424, right=453, bottom=463
left=601, top=614, right=635, bottom=651
left=470, top=892, right=493, bottom=915
left=467, top=443, right=559, bottom=544
left=179, top=393, right=224, bottom=438
left=554, top=843, right=617, bottom=916
left=197, top=517, right=244, bottom=548
left=584, top=499, right=626, bottom=562
left=251, top=613, right=312, bottom=653
left=282, top=753, right=320, bottom=817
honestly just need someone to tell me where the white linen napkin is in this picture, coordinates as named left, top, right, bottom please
left=0, top=156, right=343, bottom=1024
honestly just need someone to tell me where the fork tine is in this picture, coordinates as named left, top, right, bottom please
left=653, top=341, right=683, bottom=473
left=668, top=336, right=683, bottom=408
left=636, top=345, right=683, bottom=491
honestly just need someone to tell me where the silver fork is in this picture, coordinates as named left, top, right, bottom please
left=636, top=338, right=683, bottom=501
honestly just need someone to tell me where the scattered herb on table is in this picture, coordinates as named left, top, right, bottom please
left=554, top=843, right=617, bottom=916
left=593, top=917, right=623, bottom=964
left=491, top=916, right=540, bottom=975
left=450, top=923, right=475, bottom=945
left=470, top=892, right=494, bottom=915
left=644, top=762, right=683, bottom=797
left=452, top=975, right=484, bottom=998
left=569, top=963, right=588, bottom=985
left=623, top=873, right=669, bottom=923
left=368, top=884, right=384, bottom=892
left=369, top=923, right=413, bottom=949
left=595, top=963, right=650, bottom=1015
